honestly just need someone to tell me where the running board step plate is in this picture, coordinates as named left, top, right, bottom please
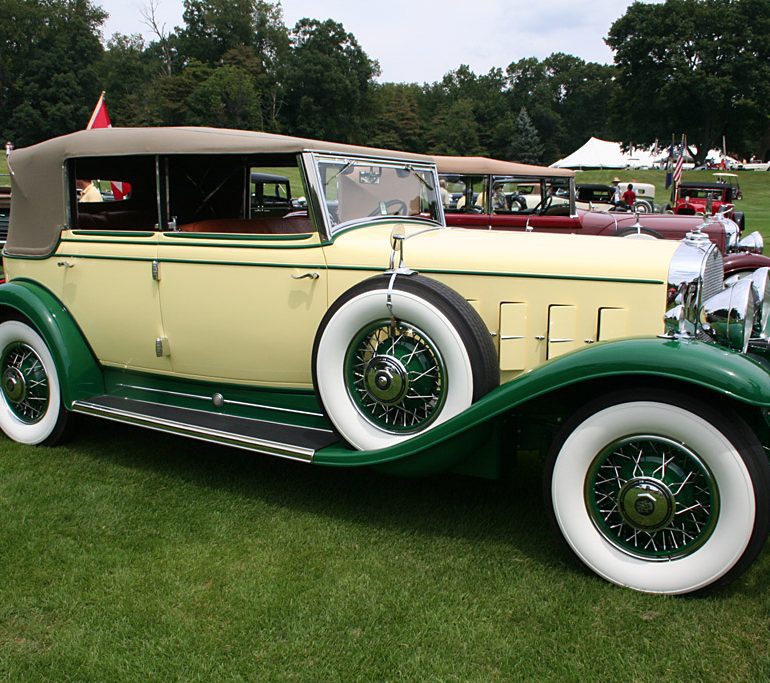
left=72, top=395, right=339, bottom=462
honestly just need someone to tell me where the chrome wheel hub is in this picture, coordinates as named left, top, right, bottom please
left=364, top=356, right=408, bottom=405
left=617, top=477, right=675, bottom=530
left=2, top=366, right=27, bottom=404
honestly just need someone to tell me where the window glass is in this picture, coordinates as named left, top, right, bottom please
left=315, top=156, right=440, bottom=230
left=72, top=156, right=155, bottom=230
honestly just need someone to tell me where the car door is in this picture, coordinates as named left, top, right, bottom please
left=156, top=231, right=328, bottom=387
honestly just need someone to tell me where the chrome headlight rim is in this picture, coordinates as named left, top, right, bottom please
left=699, top=278, right=756, bottom=353
left=737, top=231, right=764, bottom=255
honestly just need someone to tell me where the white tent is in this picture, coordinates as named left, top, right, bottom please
left=551, top=137, right=659, bottom=169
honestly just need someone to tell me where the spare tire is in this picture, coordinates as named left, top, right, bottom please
left=312, top=273, right=498, bottom=450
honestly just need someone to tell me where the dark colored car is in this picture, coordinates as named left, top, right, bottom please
left=435, top=156, right=765, bottom=276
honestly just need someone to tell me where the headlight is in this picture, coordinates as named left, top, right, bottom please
left=749, top=267, right=770, bottom=338
left=737, top=231, right=763, bottom=254
left=699, top=279, right=755, bottom=352
left=666, top=230, right=724, bottom=337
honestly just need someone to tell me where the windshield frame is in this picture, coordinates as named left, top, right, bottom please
left=302, top=151, right=444, bottom=240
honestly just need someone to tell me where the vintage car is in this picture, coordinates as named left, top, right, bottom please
left=671, top=180, right=745, bottom=230
left=436, top=156, right=765, bottom=272
left=576, top=182, right=657, bottom=213
left=3, top=127, right=770, bottom=596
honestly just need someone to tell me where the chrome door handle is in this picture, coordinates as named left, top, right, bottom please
left=291, top=272, right=319, bottom=280
left=57, top=261, right=75, bottom=268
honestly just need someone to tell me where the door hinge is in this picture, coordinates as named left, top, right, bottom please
left=155, top=337, right=170, bottom=357
left=152, top=260, right=160, bottom=281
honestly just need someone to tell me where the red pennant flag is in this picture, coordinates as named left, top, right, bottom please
left=86, top=92, right=130, bottom=200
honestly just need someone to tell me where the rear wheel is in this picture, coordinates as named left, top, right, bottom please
left=0, top=320, right=68, bottom=445
left=545, top=390, right=769, bottom=594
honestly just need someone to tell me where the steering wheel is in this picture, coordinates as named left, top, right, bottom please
left=368, top=199, right=409, bottom=217
left=531, top=195, right=553, bottom=214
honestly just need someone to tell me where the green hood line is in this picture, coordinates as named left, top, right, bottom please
left=313, top=337, right=770, bottom=468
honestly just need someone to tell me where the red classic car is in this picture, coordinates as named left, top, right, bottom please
left=671, top=179, right=745, bottom=230
left=435, top=156, right=765, bottom=277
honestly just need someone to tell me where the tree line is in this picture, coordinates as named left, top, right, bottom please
left=1, top=0, right=769, bottom=164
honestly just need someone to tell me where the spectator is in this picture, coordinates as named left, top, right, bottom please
left=611, top=177, right=621, bottom=205
left=621, top=183, right=636, bottom=208
left=76, top=179, right=103, bottom=202
left=4, top=141, right=12, bottom=157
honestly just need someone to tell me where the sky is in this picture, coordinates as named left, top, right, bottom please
left=99, top=0, right=660, bottom=84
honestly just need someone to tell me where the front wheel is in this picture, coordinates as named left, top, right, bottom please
left=313, top=274, right=498, bottom=450
left=545, top=390, right=769, bottom=595
left=0, top=320, right=69, bottom=445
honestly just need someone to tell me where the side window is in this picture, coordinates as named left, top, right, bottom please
left=453, top=175, right=485, bottom=213
left=71, top=156, right=156, bottom=230
left=167, top=155, right=312, bottom=236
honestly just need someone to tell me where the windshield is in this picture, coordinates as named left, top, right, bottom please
left=312, top=155, right=441, bottom=232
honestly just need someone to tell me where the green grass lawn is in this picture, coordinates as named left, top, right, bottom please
left=1, top=418, right=769, bottom=680
left=577, top=168, right=770, bottom=240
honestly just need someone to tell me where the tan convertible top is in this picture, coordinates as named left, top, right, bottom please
left=6, top=127, right=435, bottom=256
left=433, top=155, right=574, bottom=178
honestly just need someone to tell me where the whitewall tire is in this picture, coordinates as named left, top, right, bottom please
left=545, top=390, right=769, bottom=595
left=0, top=320, right=68, bottom=445
left=313, top=274, right=497, bottom=451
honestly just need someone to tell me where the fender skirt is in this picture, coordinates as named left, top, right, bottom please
left=314, top=336, right=770, bottom=472
left=0, top=280, right=104, bottom=405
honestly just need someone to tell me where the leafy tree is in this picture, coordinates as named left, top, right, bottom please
left=368, top=83, right=424, bottom=151
left=606, top=0, right=770, bottom=162
left=186, top=65, right=262, bottom=129
left=282, top=18, right=379, bottom=143
left=426, top=98, right=485, bottom=156
left=507, top=107, right=544, bottom=164
left=1, top=0, right=106, bottom=145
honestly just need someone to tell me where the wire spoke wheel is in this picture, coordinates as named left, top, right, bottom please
left=586, top=435, right=718, bottom=560
left=345, top=319, right=446, bottom=433
left=1, top=342, right=50, bottom=424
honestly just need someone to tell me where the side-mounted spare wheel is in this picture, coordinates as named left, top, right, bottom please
left=312, top=274, right=498, bottom=451
left=545, top=389, right=770, bottom=595
left=0, top=320, right=69, bottom=445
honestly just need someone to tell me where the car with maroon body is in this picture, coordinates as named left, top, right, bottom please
left=436, top=156, right=765, bottom=276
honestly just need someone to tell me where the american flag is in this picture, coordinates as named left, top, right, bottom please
left=672, top=151, right=684, bottom=186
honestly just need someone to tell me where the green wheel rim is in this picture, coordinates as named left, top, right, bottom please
left=345, top=319, right=446, bottom=433
left=585, top=435, right=719, bottom=560
left=0, top=342, right=50, bottom=424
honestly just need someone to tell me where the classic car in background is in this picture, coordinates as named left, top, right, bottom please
left=435, top=156, right=765, bottom=276
left=670, top=179, right=745, bottom=229
left=2, top=127, right=770, bottom=596
left=576, top=181, right=657, bottom=213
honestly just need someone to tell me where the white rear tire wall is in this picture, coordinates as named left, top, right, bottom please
left=312, top=274, right=498, bottom=451
left=0, top=319, right=69, bottom=445
left=544, top=389, right=770, bottom=595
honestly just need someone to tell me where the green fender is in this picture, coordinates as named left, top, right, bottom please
left=314, top=336, right=770, bottom=471
left=0, top=279, right=104, bottom=406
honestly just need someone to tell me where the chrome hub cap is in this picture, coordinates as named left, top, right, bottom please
left=585, top=435, right=719, bottom=560
left=617, top=478, right=675, bottom=530
left=2, top=366, right=27, bottom=404
left=0, top=342, right=50, bottom=424
left=346, top=320, right=446, bottom=433
left=364, top=356, right=408, bottom=405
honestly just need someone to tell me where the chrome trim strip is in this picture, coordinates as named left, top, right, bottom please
left=72, top=400, right=316, bottom=462
left=115, top=383, right=326, bottom=418
left=108, top=392, right=333, bottom=433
